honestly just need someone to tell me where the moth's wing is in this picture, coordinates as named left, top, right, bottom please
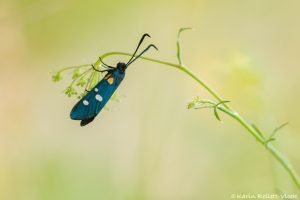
left=70, top=72, right=119, bottom=121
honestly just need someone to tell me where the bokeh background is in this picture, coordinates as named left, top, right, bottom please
left=1, top=0, right=300, bottom=199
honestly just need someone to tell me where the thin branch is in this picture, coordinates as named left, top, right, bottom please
left=95, top=51, right=300, bottom=189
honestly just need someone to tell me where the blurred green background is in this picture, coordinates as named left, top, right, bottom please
left=1, top=0, right=300, bottom=199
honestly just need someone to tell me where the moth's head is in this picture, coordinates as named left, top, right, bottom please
left=116, top=62, right=127, bottom=73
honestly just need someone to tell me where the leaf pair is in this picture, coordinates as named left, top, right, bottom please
left=251, top=122, right=289, bottom=144
left=187, top=97, right=230, bottom=122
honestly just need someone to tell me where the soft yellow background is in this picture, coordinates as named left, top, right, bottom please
left=1, top=0, right=300, bottom=199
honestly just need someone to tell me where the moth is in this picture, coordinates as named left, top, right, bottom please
left=70, top=34, right=158, bottom=126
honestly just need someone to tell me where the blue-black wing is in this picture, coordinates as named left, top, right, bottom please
left=70, top=70, right=123, bottom=126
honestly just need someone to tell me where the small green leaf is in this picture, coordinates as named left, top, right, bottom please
left=177, top=27, right=192, bottom=42
left=187, top=97, right=199, bottom=109
left=77, top=92, right=86, bottom=99
left=269, top=122, right=289, bottom=140
left=187, top=101, right=196, bottom=109
left=76, top=78, right=86, bottom=87
left=265, top=138, right=276, bottom=144
left=52, top=71, right=62, bottom=82
left=251, top=123, right=265, bottom=139
left=64, top=86, right=78, bottom=97
left=213, top=100, right=230, bottom=122
left=177, top=27, right=192, bottom=65
left=72, top=68, right=81, bottom=80
left=215, top=100, right=231, bottom=107
left=187, top=97, right=215, bottom=109
left=214, top=107, right=221, bottom=121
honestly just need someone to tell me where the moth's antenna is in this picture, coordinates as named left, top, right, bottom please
left=126, top=33, right=151, bottom=65
left=127, top=44, right=158, bottom=66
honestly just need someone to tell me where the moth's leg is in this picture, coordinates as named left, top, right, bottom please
left=92, top=64, right=112, bottom=73
left=98, top=57, right=115, bottom=69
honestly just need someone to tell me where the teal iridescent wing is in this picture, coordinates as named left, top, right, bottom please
left=70, top=70, right=124, bottom=126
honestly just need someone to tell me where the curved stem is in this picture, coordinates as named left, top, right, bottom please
left=57, top=64, right=92, bottom=73
left=218, top=107, right=300, bottom=189
left=97, top=51, right=300, bottom=190
left=98, top=52, right=230, bottom=110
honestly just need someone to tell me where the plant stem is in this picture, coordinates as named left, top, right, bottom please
left=218, top=107, right=300, bottom=189
left=97, top=51, right=300, bottom=190
left=57, top=64, right=92, bottom=73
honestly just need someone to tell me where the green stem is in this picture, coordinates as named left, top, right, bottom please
left=97, top=51, right=300, bottom=190
left=99, top=52, right=230, bottom=110
left=57, top=64, right=92, bottom=73
left=69, top=67, right=92, bottom=87
left=218, top=107, right=300, bottom=189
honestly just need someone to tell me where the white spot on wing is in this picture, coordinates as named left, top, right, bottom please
left=94, top=88, right=98, bottom=92
left=95, top=94, right=103, bottom=101
left=83, top=100, right=89, bottom=106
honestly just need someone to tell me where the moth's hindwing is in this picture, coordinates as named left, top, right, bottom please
left=70, top=70, right=124, bottom=120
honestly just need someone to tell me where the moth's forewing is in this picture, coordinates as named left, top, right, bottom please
left=70, top=70, right=125, bottom=121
